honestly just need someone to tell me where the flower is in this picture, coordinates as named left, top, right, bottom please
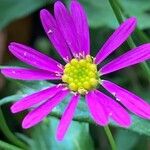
left=1, top=0, right=150, bottom=141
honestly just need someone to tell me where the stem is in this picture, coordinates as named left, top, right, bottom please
left=108, top=0, right=123, bottom=24
left=135, top=28, right=150, bottom=43
left=0, top=108, right=28, bottom=149
left=108, top=0, right=136, bottom=47
left=116, top=0, right=150, bottom=43
left=108, top=0, right=150, bottom=81
left=104, top=126, right=117, bottom=150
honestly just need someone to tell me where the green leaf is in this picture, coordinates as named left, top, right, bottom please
left=1, top=0, right=150, bottom=29
left=0, top=0, right=53, bottom=29
left=0, top=80, right=52, bottom=105
left=1, top=80, right=150, bottom=138
left=21, top=117, right=94, bottom=150
left=121, top=0, right=150, bottom=29
left=116, top=129, right=139, bottom=150
left=0, top=140, right=23, bottom=150
left=0, top=94, right=23, bottom=106
left=68, top=0, right=150, bottom=29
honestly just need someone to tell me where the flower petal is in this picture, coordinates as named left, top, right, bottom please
left=102, top=80, right=150, bottom=119
left=40, top=9, right=72, bottom=62
left=70, top=0, right=90, bottom=55
left=94, top=90, right=131, bottom=127
left=54, top=1, right=79, bottom=56
left=1, top=67, right=61, bottom=80
left=9, top=42, right=63, bottom=73
left=22, top=89, right=69, bottom=129
left=56, top=94, right=80, bottom=141
left=11, top=85, right=64, bottom=113
left=100, top=44, right=150, bottom=75
left=95, top=17, right=137, bottom=64
left=86, top=91, right=108, bottom=126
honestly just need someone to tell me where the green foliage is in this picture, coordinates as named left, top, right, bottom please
left=28, top=117, right=94, bottom=150
left=0, top=140, right=23, bottom=150
left=76, top=0, right=150, bottom=29
left=0, top=0, right=150, bottom=29
left=0, top=0, right=53, bottom=29
left=115, top=129, right=139, bottom=150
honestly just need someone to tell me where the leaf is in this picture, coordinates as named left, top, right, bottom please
left=1, top=80, right=150, bottom=138
left=66, top=0, right=118, bottom=28
left=22, top=117, right=94, bottom=150
left=0, top=0, right=53, bottom=29
left=1, top=0, right=150, bottom=29
left=0, top=80, right=52, bottom=105
left=116, top=129, right=139, bottom=150
left=0, top=140, right=23, bottom=150
left=0, top=94, right=23, bottom=106
left=66, top=0, right=150, bottom=29
left=121, top=0, right=150, bottom=29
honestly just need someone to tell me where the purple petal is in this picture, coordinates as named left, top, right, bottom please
left=94, top=90, right=131, bottom=127
left=9, top=42, right=63, bottom=73
left=100, top=44, right=150, bottom=75
left=1, top=67, right=61, bottom=80
left=22, top=89, right=69, bottom=129
left=102, top=80, right=150, bottom=119
left=86, top=91, right=108, bottom=126
left=40, top=9, right=72, bottom=62
left=70, top=0, right=90, bottom=55
left=95, top=17, right=137, bottom=64
left=56, top=94, right=80, bottom=141
left=54, top=1, right=79, bottom=57
left=11, top=85, right=64, bottom=113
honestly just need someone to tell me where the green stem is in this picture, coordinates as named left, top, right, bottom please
left=108, top=0, right=123, bottom=24
left=108, top=0, right=150, bottom=81
left=108, top=0, right=137, bottom=47
left=104, top=126, right=117, bottom=150
left=0, top=108, right=28, bottom=149
left=115, top=0, right=150, bottom=43
left=135, top=28, right=150, bottom=43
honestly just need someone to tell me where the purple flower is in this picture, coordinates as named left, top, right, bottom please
left=1, top=0, right=150, bottom=140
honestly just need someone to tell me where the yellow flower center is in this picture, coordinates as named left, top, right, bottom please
left=62, top=55, right=100, bottom=95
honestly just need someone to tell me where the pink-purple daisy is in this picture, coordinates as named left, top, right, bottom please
left=1, top=0, right=150, bottom=141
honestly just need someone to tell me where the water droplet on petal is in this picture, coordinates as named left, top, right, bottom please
left=57, top=84, right=62, bottom=88
left=12, top=71, right=16, bottom=74
left=112, top=92, right=116, bottom=96
left=47, top=29, right=53, bottom=34
left=62, top=87, right=68, bottom=91
left=56, top=73, right=61, bottom=77
left=116, top=97, right=120, bottom=101
left=23, top=52, right=27, bottom=56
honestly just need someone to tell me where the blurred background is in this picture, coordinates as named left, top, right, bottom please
left=0, top=0, right=150, bottom=150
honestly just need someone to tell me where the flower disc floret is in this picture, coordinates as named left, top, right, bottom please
left=62, top=55, right=100, bottom=94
